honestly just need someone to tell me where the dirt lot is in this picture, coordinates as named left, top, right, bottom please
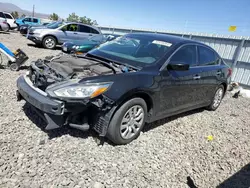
left=0, top=32, right=250, bottom=188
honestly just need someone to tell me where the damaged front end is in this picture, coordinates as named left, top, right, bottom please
left=17, top=55, right=131, bottom=136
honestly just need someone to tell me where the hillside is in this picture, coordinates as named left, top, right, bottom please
left=0, top=2, right=50, bottom=18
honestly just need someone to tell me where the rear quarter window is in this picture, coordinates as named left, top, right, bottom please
left=90, top=28, right=99, bottom=34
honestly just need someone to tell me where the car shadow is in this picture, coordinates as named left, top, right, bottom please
left=22, top=103, right=104, bottom=144
left=22, top=102, right=205, bottom=146
left=0, top=31, right=10, bottom=34
left=27, top=43, right=61, bottom=50
left=18, top=65, right=30, bottom=70
left=142, top=108, right=205, bottom=133
left=217, top=163, right=250, bottom=188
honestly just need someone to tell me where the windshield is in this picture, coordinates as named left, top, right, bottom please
left=88, top=35, right=172, bottom=67
left=47, top=21, right=64, bottom=29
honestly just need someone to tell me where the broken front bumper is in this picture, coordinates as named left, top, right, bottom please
left=16, top=75, right=65, bottom=130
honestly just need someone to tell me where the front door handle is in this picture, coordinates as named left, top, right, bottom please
left=193, top=75, right=201, bottom=80
left=73, top=32, right=78, bottom=34
left=89, top=34, right=93, bottom=36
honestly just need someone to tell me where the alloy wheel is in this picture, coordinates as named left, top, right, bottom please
left=120, top=105, right=145, bottom=140
left=45, top=38, right=55, bottom=48
left=213, top=88, right=223, bottom=108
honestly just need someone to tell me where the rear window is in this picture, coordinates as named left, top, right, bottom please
left=79, top=25, right=91, bottom=33
left=0, top=12, right=5, bottom=18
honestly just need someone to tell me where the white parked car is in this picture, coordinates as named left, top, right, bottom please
left=0, top=19, right=9, bottom=32
left=0, top=12, right=17, bottom=30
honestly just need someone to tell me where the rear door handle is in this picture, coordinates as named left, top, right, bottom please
left=73, top=32, right=78, bottom=34
left=89, top=34, right=93, bottom=36
left=193, top=75, right=201, bottom=80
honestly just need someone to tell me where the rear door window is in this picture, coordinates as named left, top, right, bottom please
left=198, top=46, right=219, bottom=66
left=171, top=45, right=197, bottom=66
left=33, top=18, right=38, bottom=23
left=78, top=25, right=91, bottom=33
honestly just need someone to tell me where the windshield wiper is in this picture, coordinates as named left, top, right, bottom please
left=81, top=55, right=120, bottom=74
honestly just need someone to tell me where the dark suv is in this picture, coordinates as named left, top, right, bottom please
left=16, top=33, right=232, bottom=145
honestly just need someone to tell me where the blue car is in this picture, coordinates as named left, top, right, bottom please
left=15, top=17, right=42, bottom=30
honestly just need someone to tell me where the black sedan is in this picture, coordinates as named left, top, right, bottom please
left=16, top=33, right=231, bottom=145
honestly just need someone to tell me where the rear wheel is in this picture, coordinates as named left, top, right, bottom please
left=6, top=24, right=10, bottom=32
left=107, top=98, right=147, bottom=145
left=206, top=85, right=224, bottom=111
left=42, top=36, right=57, bottom=49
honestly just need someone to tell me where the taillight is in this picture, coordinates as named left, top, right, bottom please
left=228, top=68, right=232, bottom=77
left=3, top=21, right=7, bottom=24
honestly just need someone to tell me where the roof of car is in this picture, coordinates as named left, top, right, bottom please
left=125, top=32, right=204, bottom=45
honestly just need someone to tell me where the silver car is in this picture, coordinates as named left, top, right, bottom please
left=27, top=22, right=102, bottom=49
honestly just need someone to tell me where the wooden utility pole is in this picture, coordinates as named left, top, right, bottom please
left=32, top=5, right=35, bottom=17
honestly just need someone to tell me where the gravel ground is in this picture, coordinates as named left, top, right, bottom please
left=0, top=32, right=250, bottom=188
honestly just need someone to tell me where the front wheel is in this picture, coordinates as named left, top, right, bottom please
left=9, top=63, right=19, bottom=71
left=107, top=98, right=147, bottom=145
left=42, top=36, right=56, bottom=49
left=206, top=85, right=224, bottom=111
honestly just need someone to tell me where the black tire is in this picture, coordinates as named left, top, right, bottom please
left=6, top=24, right=10, bottom=32
left=206, top=85, right=224, bottom=111
left=17, top=24, right=20, bottom=31
left=42, top=36, right=57, bottom=49
left=9, top=63, right=19, bottom=71
left=107, top=98, right=147, bottom=145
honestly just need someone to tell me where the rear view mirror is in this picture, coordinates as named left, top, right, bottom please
left=167, top=62, right=189, bottom=71
left=61, top=27, right=66, bottom=32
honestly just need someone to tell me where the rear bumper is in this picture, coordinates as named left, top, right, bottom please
left=17, top=75, right=65, bottom=129
left=0, top=23, right=8, bottom=31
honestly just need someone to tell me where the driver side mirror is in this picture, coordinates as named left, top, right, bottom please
left=167, top=61, right=190, bottom=71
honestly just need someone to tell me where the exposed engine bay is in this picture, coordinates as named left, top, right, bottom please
left=28, top=54, right=134, bottom=90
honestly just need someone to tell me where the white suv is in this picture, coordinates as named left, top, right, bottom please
left=0, top=12, right=17, bottom=30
